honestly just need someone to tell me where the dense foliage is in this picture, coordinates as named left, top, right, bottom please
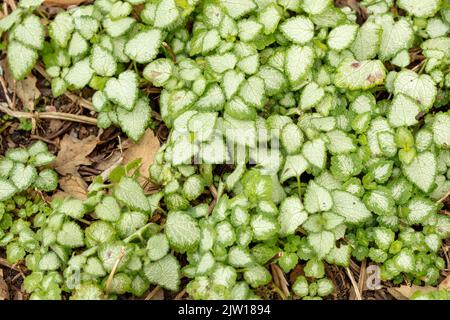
left=0, top=0, right=449, bottom=300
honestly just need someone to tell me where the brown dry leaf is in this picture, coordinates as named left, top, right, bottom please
left=54, top=134, right=98, bottom=176
left=1, top=60, right=41, bottom=110
left=43, top=0, right=91, bottom=7
left=438, top=274, right=450, bottom=290
left=14, top=75, right=41, bottom=111
left=122, top=129, right=160, bottom=185
left=95, top=151, right=122, bottom=171
left=0, top=269, right=9, bottom=301
left=387, top=285, right=437, bottom=300
left=59, top=175, right=88, bottom=199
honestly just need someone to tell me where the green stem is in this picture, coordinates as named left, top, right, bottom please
left=124, top=222, right=158, bottom=243
left=296, top=175, right=302, bottom=198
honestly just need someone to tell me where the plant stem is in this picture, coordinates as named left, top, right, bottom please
left=0, top=103, right=97, bottom=125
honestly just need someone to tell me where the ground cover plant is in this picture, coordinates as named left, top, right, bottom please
left=0, top=0, right=449, bottom=300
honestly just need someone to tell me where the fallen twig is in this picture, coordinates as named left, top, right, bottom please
left=345, top=267, right=363, bottom=300
left=0, top=103, right=97, bottom=125
left=144, top=286, right=161, bottom=300
left=162, top=42, right=177, bottom=63
left=34, top=64, right=95, bottom=111
left=104, top=248, right=126, bottom=296
left=174, top=287, right=186, bottom=300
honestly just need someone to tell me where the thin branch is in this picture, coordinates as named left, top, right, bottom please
left=104, top=248, right=126, bottom=296
left=0, top=103, right=97, bottom=125
left=345, top=267, right=363, bottom=300
left=34, top=64, right=95, bottom=111
left=144, top=286, right=161, bottom=300
left=162, top=42, right=177, bottom=63
left=358, top=259, right=367, bottom=294
left=0, top=76, right=13, bottom=107
left=174, top=288, right=186, bottom=300
left=436, top=190, right=450, bottom=204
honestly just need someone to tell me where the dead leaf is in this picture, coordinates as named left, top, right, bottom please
left=43, top=0, right=91, bottom=7
left=1, top=60, right=41, bottom=111
left=388, top=285, right=437, bottom=300
left=59, top=175, right=88, bottom=199
left=54, top=134, right=98, bottom=177
left=14, top=76, right=40, bottom=111
left=438, top=274, right=450, bottom=290
left=0, top=269, right=9, bottom=301
left=95, top=151, right=122, bottom=171
left=122, top=129, right=160, bottom=185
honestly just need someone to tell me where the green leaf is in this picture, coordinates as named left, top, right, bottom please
left=56, top=221, right=84, bottom=248
left=407, top=197, right=436, bottom=224
left=221, top=0, right=256, bottom=19
left=402, top=151, right=437, bottom=193
left=308, top=230, right=335, bottom=259
left=90, top=45, right=117, bottom=77
left=258, top=3, right=282, bottom=35
left=38, top=252, right=60, bottom=271
left=388, top=94, right=420, bottom=128
left=114, top=177, right=150, bottom=212
left=300, top=82, right=325, bottom=110
left=304, top=180, right=333, bottom=214
left=34, top=169, right=58, bottom=192
left=104, top=70, right=138, bottom=111
left=327, top=24, right=358, bottom=51
left=379, top=18, right=414, bottom=61
left=432, top=113, right=450, bottom=147
left=144, top=254, right=180, bottom=291
left=165, top=211, right=200, bottom=252
left=350, top=21, right=382, bottom=60
left=153, top=0, right=180, bottom=29
left=280, top=154, right=309, bottom=183
left=251, top=213, right=279, bottom=241
left=302, top=138, right=327, bottom=169
left=238, top=76, right=266, bottom=109
left=125, top=29, right=162, bottom=64
left=292, top=275, right=309, bottom=297
left=285, top=45, right=315, bottom=84
left=0, top=9, right=23, bottom=33
left=280, top=16, right=314, bottom=45
left=58, top=198, right=86, bottom=219
left=95, top=196, right=121, bottom=222
left=281, top=123, right=304, bottom=154
left=10, top=14, right=44, bottom=50
left=363, top=188, right=395, bottom=216
left=49, top=12, right=74, bottom=48
left=117, top=97, right=151, bottom=141
left=147, top=233, right=169, bottom=261
left=7, top=41, right=38, bottom=80
left=6, top=148, right=29, bottom=163
left=332, top=190, right=372, bottom=224
left=103, top=17, right=135, bottom=37
left=398, top=0, right=440, bottom=18
left=0, top=178, right=17, bottom=201
left=206, top=53, right=237, bottom=74
left=393, top=70, right=436, bottom=110
left=0, top=158, right=14, bottom=178
left=228, top=246, right=253, bottom=268
left=143, top=58, right=174, bottom=87
left=18, top=0, right=43, bottom=9
left=110, top=1, right=132, bottom=20
left=64, top=58, right=94, bottom=89
left=278, top=196, right=308, bottom=237
left=243, top=265, right=272, bottom=288
left=335, top=59, right=386, bottom=90
left=10, top=163, right=37, bottom=191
